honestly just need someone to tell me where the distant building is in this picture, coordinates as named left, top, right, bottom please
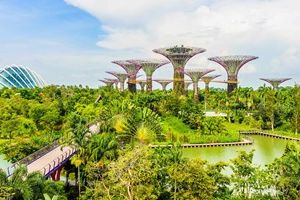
left=0, top=65, right=45, bottom=88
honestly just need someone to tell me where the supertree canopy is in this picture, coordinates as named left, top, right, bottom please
left=201, top=75, right=221, bottom=93
left=208, top=55, right=258, bottom=94
left=106, top=71, right=127, bottom=91
left=260, top=78, right=291, bottom=90
left=112, top=60, right=141, bottom=92
left=99, top=79, right=115, bottom=87
left=153, top=45, right=206, bottom=95
left=184, top=68, right=215, bottom=101
left=154, top=80, right=172, bottom=91
left=128, top=59, right=169, bottom=92
left=105, top=78, right=119, bottom=89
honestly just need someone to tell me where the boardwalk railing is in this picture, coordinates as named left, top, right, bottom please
left=239, top=130, right=300, bottom=141
left=6, top=124, right=99, bottom=177
left=40, top=147, right=76, bottom=176
left=7, top=140, right=59, bottom=176
left=149, top=139, right=253, bottom=148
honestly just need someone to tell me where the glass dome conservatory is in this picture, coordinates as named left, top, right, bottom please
left=0, top=65, right=46, bottom=88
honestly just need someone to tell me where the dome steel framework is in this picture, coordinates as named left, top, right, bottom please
left=0, top=65, right=45, bottom=89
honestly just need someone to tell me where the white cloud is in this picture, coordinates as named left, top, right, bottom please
left=64, top=0, right=300, bottom=86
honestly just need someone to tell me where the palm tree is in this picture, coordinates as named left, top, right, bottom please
left=43, top=193, right=59, bottom=200
left=10, top=165, right=33, bottom=200
left=62, top=115, right=90, bottom=197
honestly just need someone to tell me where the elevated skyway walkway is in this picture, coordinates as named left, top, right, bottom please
left=7, top=124, right=99, bottom=180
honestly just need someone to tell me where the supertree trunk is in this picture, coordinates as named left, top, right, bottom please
left=228, top=76, right=237, bottom=94
left=120, top=82, right=125, bottom=91
left=162, top=83, right=168, bottom=91
left=174, top=69, right=185, bottom=95
left=193, top=82, right=199, bottom=102
left=205, top=82, right=210, bottom=94
left=128, top=75, right=136, bottom=93
left=146, top=75, right=152, bottom=92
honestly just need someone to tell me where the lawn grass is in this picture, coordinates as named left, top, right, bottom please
left=157, top=116, right=241, bottom=144
left=224, top=122, right=300, bottom=139
left=267, top=130, right=300, bottom=139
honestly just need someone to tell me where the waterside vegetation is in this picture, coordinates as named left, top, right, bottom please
left=0, top=85, right=299, bottom=199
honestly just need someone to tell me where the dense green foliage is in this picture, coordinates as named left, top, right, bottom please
left=0, top=85, right=300, bottom=199
left=0, top=165, right=66, bottom=200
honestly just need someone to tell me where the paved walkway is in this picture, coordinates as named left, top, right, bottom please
left=8, top=124, right=99, bottom=176
left=27, top=145, right=75, bottom=175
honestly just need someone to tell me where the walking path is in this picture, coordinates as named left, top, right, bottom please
left=7, top=124, right=99, bottom=177
left=149, top=139, right=253, bottom=148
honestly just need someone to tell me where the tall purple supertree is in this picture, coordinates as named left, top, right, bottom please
left=112, top=60, right=141, bottom=92
left=153, top=45, right=206, bottom=95
left=184, top=69, right=215, bottom=102
left=99, top=79, right=115, bottom=87
left=208, top=55, right=258, bottom=94
left=154, top=80, right=172, bottom=91
left=201, top=75, right=221, bottom=94
left=106, top=71, right=127, bottom=91
left=105, top=78, right=119, bottom=89
left=260, top=78, right=291, bottom=90
left=128, top=59, right=170, bottom=92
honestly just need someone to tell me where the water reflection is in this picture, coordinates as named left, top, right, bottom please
left=183, top=135, right=293, bottom=166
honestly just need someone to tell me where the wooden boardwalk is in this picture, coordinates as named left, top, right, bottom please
left=239, top=130, right=300, bottom=141
left=149, top=139, right=253, bottom=148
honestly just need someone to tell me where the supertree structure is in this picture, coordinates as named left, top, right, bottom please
left=154, top=80, right=172, bottom=91
left=106, top=71, right=127, bottom=91
left=260, top=78, right=291, bottom=90
left=112, top=60, right=141, bottom=92
left=208, top=55, right=258, bottom=94
left=201, top=75, right=221, bottom=93
left=184, top=80, right=193, bottom=91
left=136, top=80, right=147, bottom=92
left=153, top=45, right=206, bottom=95
left=128, top=59, right=170, bottom=92
left=184, top=68, right=215, bottom=102
left=99, top=79, right=115, bottom=87
left=105, top=78, right=119, bottom=89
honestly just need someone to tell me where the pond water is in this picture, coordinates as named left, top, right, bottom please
left=0, top=135, right=297, bottom=172
left=0, top=154, right=10, bottom=172
left=183, top=135, right=294, bottom=166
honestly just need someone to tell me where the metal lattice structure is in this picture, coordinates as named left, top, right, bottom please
left=136, top=80, right=147, bottom=91
left=154, top=80, right=173, bottom=91
left=208, top=55, right=258, bottom=94
left=0, top=65, right=46, bottom=89
left=153, top=45, right=206, bottom=95
left=201, top=75, right=221, bottom=93
left=105, top=78, right=119, bottom=90
left=99, top=79, right=115, bottom=87
left=184, top=81, right=193, bottom=91
left=128, top=59, right=169, bottom=92
left=184, top=68, right=215, bottom=101
left=112, top=60, right=142, bottom=92
left=260, top=78, right=291, bottom=90
left=106, top=71, right=127, bottom=91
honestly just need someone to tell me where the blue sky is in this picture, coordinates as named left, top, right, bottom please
left=0, top=0, right=299, bottom=88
